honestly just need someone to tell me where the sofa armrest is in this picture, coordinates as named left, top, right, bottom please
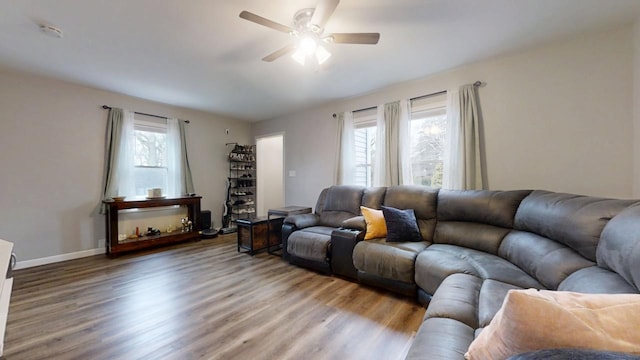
left=281, top=223, right=297, bottom=261
left=341, top=216, right=366, bottom=231
left=284, top=213, right=320, bottom=229
left=6, top=253, right=15, bottom=279
left=330, top=228, right=364, bottom=279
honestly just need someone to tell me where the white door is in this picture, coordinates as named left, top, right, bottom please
left=256, top=133, right=284, bottom=217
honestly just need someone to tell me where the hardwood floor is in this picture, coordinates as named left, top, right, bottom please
left=5, top=235, right=425, bottom=360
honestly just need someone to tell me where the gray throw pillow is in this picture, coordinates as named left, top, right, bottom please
left=381, top=206, right=421, bottom=242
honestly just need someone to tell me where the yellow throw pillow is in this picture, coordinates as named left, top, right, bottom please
left=465, top=289, right=640, bottom=360
left=360, top=206, right=387, bottom=240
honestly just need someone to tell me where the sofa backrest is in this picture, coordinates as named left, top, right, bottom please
left=361, top=187, right=387, bottom=209
left=596, top=203, right=640, bottom=291
left=513, top=191, right=635, bottom=261
left=434, top=189, right=531, bottom=254
left=382, top=185, right=438, bottom=242
left=499, top=190, right=636, bottom=290
left=317, top=185, right=366, bottom=227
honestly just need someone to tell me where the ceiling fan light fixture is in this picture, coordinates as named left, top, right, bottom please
left=299, top=35, right=318, bottom=56
left=240, top=0, right=380, bottom=64
left=291, top=50, right=307, bottom=66
left=316, top=45, right=331, bottom=64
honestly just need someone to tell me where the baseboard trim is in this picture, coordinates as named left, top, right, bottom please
left=15, top=248, right=105, bottom=270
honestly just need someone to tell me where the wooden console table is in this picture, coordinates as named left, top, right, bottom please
left=103, top=196, right=201, bottom=257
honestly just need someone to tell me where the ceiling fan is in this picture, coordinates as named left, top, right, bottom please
left=239, top=0, right=380, bottom=66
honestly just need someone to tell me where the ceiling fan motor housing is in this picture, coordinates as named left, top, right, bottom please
left=293, top=8, right=322, bottom=34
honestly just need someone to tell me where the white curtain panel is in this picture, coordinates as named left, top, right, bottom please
left=115, top=109, right=136, bottom=197
left=372, top=100, right=412, bottom=186
left=335, top=111, right=355, bottom=185
left=373, top=105, right=385, bottom=186
left=443, top=88, right=461, bottom=189
left=399, top=99, right=412, bottom=185
left=382, top=102, right=397, bottom=186
left=166, top=118, right=182, bottom=197
left=100, top=108, right=134, bottom=213
left=443, top=84, right=484, bottom=190
left=166, top=118, right=195, bottom=196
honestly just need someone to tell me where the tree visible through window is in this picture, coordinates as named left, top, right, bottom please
left=347, top=98, right=447, bottom=188
left=409, top=106, right=447, bottom=187
left=133, top=118, right=168, bottom=196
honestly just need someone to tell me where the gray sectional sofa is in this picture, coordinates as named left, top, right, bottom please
left=281, top=185, right=640, bottom=359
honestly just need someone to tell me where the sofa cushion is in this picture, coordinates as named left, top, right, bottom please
left=558, top=266, right=639, bottom=294
left=425, top=273, right=483, bottom=329
left=415, top=244, right=543, bottom=296
left=406, top=317, right=474, bottom=360
left=514, top=191, right=635, bottom=261
left=508, top=349, right=640, bottom=360
left=286, top=226, right=334, bottom=262
left=597, top=203, right=640, bottom=290
left=435, top=221, right=511, bottom=255
left=433, top=190, right=530, bottom=255
left=283, top=213, right=320, bottom=228
left=318, top=185, right=365, bottom=227
left=352, top=238, right=428, bottom=284
left=499, top=231, right=594, bottom=290
left=381, top=206, right=421, bottom=242
left=361, top=186, right=387, bottom=209
left=477, top=279, right=524, bottom=328
left=382, top=185, right=438, bottom=242
left=424, top=275, right=526, bottom=331
left=465, top=289, right=640, bottom=360
left=437, top=189, right=531, bottom=228
left=340, top=215, right=366, bottom=231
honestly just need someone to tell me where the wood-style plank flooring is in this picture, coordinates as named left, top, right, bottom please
left=5, top=235, right=425, bottom=360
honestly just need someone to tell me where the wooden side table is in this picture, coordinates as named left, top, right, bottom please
left=267, top=206, right=312, bottom=255
left=236, top=217, right=284, bottom=255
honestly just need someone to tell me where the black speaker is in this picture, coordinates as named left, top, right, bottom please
left=200, top=210, right=211, bottom=230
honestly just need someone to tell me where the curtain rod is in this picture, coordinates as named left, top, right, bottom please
left=101, top=105, right=190, bottom=123
left=331, top=80, right=483, bottom=118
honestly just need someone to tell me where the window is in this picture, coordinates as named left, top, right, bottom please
left=409, top=95, right=447, bottom=187
left=342, top=94, right=448, bottom=188
left=353, top=108, right=377, bottom=187
left=133, top=116, right=168, bottom=196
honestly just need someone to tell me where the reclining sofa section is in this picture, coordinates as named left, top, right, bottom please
left=282, top=185, right=640, bottom=360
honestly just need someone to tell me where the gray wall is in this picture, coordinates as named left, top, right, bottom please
left=253, top=25, right=637, bottom=208
left=0, top=69, right=252, bottom=263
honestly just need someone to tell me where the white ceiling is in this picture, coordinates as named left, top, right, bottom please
left=1, top=0, right=640, bottom=122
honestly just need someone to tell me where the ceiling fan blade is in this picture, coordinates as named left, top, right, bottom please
left=262, top=44, right=296, bottom=62
left=310, top=0, right=340, bottom=29
left=239, top=11, right=292, bottom=34
left=329, top=33, right=380, bottom=44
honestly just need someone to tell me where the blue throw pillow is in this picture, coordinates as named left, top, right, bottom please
left=381, top=206, right=422, bottom=242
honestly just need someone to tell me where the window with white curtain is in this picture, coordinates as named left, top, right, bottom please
left=353, top=108, right=377, bottom=187
left=409, top=94, right=447, bottom=187
left=133, top=115, right=168, bottom=196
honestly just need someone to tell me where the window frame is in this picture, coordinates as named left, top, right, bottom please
left=352, top=108, right=377, bottom=187
left=132, top=115, right=169, bottom=196
left=408, top=94, right=448, bottom=188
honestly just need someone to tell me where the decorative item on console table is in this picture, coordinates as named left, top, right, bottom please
left=102, top=195, right=202, bottom=257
